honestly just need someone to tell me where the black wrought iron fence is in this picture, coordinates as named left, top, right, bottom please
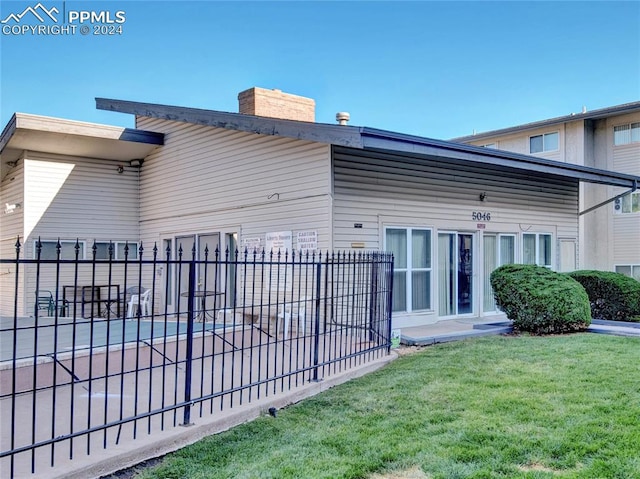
left=0, top=239, right=393, bottom=477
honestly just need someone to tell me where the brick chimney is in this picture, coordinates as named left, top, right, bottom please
left=238, top=87, right=315, bottom=122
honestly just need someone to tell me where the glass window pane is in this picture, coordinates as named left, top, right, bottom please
left=631, top=123, right=640, bottom=143
left=616, top=265, right=632, bottom=277
left=94, top=242, right=110, bottom=260
left=37, top=242, right=58, bottom=260
left=530, top=135, right=543, bottom=153
left=633, top=266, right=640, bottom=282
left=539, top=234, right=552, bottom=266
left=523, top=234, right=536, bottom=264
left=386, top=229, right=407, bottom=269
left=500, top=236, right=515, bottom=265
left=412, top=230, right=431, bottom=269
left=118, top=242, right=138, bottom=260
left=392, top=271, right=407, bottom=312
left=483, top=235, right=497, bottom=312
left=438, top=233, right=455, bottom=316
left=632, top=193, right=640, bottom=213
left=411, top=271, right=431, bottom=310
left=621, top=194, right=632, bottom=213
left=40, top=241, right=83, bottom=260
left=614, top=124, right=630, bottom=145
left=544, top=132, right=558, bottom=151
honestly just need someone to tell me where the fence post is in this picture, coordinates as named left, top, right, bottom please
left=311, top=254, right=322, bottom=382
left=386, top=254, right=394, bottom=353
left=181, top=259, right=196, bottom=426
left=369, top=253, right=379, bottom=343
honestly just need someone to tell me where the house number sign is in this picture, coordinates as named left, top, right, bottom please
left=471, top=212, right=492, bottom=221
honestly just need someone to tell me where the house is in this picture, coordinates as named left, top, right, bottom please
left=2, top=88, right=639, bottom=328
left=452, top=102, right=640, bottom=280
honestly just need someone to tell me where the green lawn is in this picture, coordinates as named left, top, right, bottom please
left=136, top=334, right=640, bottom=479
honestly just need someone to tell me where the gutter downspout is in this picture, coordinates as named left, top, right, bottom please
left=579, top=180, right=638, bottom=216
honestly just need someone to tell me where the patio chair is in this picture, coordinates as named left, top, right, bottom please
left=277, top=297, right=308, bottom=339
left=35, top=290, right=55, bottom=316
left=34, top=290, right=69, bottom=317
left=127, top=288, right=151, bottom=319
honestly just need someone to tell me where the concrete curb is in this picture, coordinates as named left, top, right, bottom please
left=401, top=325, right=512, bottom=346
left=49, top=352, right=397, bottom=479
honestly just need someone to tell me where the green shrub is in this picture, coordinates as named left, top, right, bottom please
left=491, top=264, right=591, bottom=334
left=567, top=270, right=640, bottom=322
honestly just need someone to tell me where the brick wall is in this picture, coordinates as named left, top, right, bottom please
left=238, top=87, right=315, bottom=122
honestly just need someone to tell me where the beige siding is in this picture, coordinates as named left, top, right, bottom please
left=332, top=151, right=579, bottom=327
left=131, top=118, right=333, bottom=314
left=10, top=153, right=141, bottom=317
left=23, top=152, right=140, bottom=242
left=134, top=118, right=332, bottom=249
left=613, top=216, right=640, bottom=264
left=613, top=144, right=640, bottom=175
left=332, top=151, right=579, bottom=248
left=465, top=124, right=568, bottom=162
left=1, top=160, right=25, bottom=315
left=607, top=113, right=640, bottom=268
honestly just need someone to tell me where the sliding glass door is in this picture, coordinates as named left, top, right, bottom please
left=438, top=232, right=474, bottom=316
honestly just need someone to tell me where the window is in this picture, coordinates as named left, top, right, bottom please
left=613, top=123, right=640, bottom=146
left=529, top=132, right=559, bottom=153
left=385, top=227, right=432, bottom=312
left=483, top=234, right=515, bottom=312
left=615, top=265, right=640, bottom=282
left=523, top=233, right=552, bottom=267
left=94, top=241, right=139, bottom=260
left=34, top=240, right=85, bottom=260
left=615, top=192, right=640, bottom=214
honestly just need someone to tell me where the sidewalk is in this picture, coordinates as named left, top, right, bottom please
left=400, top=317, right=640, bottom=346
left=400, top=318, right=513, bottom=346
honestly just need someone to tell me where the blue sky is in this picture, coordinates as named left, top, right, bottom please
left=1, top=1, right=639, bottom=139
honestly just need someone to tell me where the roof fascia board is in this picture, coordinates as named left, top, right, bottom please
left=94, top=98, right=639, bottom=189
left=96, top=98, right=364, bottom=148
left=360, top=128, right=640, bottom=188
left=452, top=101, right=640, bottom=142
left=0, top=114, right=17, bottom=155
left=0, top=113, right=163, bottom=156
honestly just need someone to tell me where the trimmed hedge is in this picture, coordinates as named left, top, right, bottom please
left=567, top=270, right=640, bottom=322
left=491, top=264, right=591, bottom=334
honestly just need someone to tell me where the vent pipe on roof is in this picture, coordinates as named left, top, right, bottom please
left=582, top=106, right=587, bottom=114
left=336, top=112, right=350, bottom=125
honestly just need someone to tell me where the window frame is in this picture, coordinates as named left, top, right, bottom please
left=615, top=191, right=640, bottom=214
left=615, top=265, right=640, bottom=282
left=384, top=226, right=433, bottom=313
left=529, top=131, right=559, bottom=154
left=522, top=232, right=553, bottom=268
left=613, top=122, right=640, bottom=146
left=93, top=241, right=140, bottom=260
left=33, top=240, right=86, bottom=260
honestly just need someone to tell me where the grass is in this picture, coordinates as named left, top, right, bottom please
left=135, top=334, right=640, bottom=479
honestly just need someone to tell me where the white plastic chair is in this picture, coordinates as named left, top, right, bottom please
left=277, top=297, right=308, bottom=339
left=127, top=289, right=151, bottom=319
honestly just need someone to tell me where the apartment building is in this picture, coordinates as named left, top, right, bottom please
left=453, top=102, right=640, bottom=280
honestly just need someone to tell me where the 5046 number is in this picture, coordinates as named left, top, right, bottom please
left=472, top=212, right=491, bottom=221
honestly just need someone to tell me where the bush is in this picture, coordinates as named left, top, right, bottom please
left=491, top=264, right=591, bottom=334
left=567, top=270, right=640, bottom=322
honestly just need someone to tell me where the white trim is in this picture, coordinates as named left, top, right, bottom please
left=383, top=225, right=434, bottom=314
left=529, top=131, right=559, bottom=154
